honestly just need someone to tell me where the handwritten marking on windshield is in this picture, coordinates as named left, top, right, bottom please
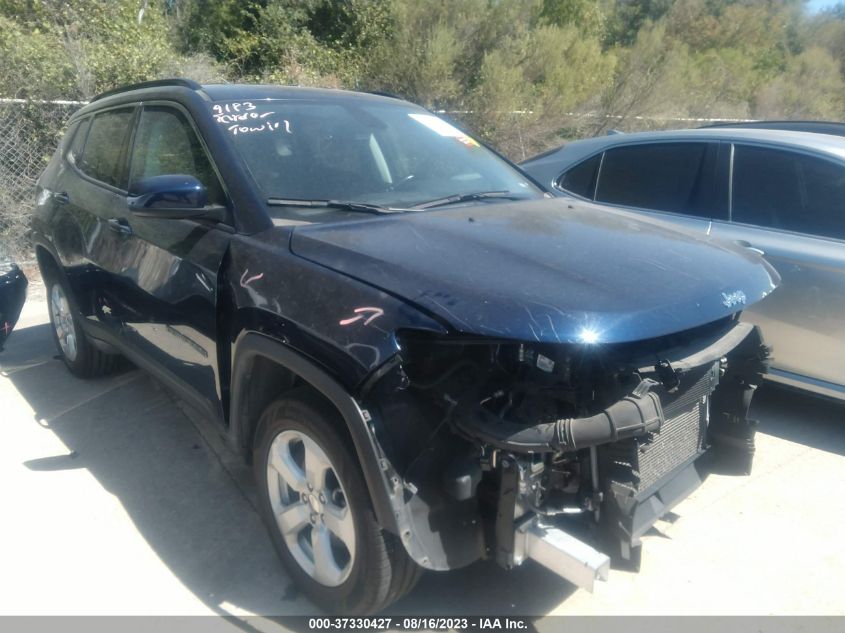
left=213, top=102, right=291, bottom=135
left=227, top=121, right=290, bottom=135
left=215, top=111, right=273, bottom=124
left=339, top=307, right=384, bottom=326
left=213, top=102, right=257, bottom=115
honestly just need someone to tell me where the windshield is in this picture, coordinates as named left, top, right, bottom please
left=212, top=98, right=542, bottom=214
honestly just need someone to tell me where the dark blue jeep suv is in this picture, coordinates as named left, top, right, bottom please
left=32, top=79, right=778, bottom=613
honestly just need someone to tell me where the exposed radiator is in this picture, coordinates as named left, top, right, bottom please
left=603, top=363, right=717, bottom=496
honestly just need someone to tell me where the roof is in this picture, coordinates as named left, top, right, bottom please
left=523, top=127, right=845, bottom=167
left=200, top=83, right=404, bottom=105
left=700, top=120, right=845, bottom=137
left=88, top=78, right=407, bottom=106
left=76, top=80, right=412, bottom=122
left=90, top=78, right=202, bottom=102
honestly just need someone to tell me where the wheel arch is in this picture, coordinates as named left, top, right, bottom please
left=229, top=330, right=401, bottom=534
left=34, top=243, right=61, bottom=281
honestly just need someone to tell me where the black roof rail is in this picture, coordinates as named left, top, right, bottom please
left=90, top=78, right=203, bottom=103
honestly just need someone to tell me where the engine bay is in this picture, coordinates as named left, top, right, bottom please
left=364, top=316, right=770, bottom=583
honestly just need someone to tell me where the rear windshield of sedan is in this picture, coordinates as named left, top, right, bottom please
left=212, top=99, right=541, bottom=212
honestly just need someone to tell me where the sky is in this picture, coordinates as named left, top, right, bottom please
left=807, top=0, right=841, bottom=13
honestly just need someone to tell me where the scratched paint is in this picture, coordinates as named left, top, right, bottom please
left=195, top=272, right=213, bottom=293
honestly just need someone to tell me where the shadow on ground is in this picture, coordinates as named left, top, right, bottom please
left=1, top=322, right=575, bottom=620
left=751, top=383, right=845, bottom=457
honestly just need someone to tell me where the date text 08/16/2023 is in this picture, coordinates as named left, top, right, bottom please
left=307, top=617, right=529, bottom=630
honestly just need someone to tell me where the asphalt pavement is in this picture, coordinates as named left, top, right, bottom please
left=1, top=281, right=843, bottom=621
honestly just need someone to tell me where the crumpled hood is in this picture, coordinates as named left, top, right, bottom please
left=290, top=198, right=779, bottom=344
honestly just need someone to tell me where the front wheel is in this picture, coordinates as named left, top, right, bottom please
left=254, top=389, right=420, bottom=614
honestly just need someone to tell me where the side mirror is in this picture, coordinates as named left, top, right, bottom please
left=127, top=174, right=209, bottom=218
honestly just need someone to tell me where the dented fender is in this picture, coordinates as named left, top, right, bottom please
left=225, top=229, right=447, bottom=392
left=228, top=330, right=470, bottom=570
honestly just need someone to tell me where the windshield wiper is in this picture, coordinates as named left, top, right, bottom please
left=411, top=190, right=522, bottom=209
left=266, top=198, right=403, bottom=215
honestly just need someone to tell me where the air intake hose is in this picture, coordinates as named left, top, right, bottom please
left=454, top=379, right=664, bottom=453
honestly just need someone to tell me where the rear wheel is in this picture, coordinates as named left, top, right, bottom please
left=254, top=389, right=421, bottom=614
left=47, top=277, right=118, bottom=378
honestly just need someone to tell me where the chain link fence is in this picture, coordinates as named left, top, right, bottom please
left=0, top=99, right=84, bottom=262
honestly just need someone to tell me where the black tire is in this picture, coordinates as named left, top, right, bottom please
left=254, top=388, right=421, bottom=614
left=45, top=275, right=118, bottom=378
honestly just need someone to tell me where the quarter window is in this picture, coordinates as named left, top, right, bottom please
left=594, top=142, right=721, bottom=218
left=732, top=145, right=845, bottom=240
left=130, top=106, right=224, bottom=205
left=78, top=108, right=135, bottom=188
left=557, top=154, right=601, bottom=198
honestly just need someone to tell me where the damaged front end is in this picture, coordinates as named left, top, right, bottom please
left=363, top=316, right=770, bottom=590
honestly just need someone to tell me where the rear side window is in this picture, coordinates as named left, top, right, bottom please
left=732, top=145, right=845, bottom=240
left=66, top=118, right=90, bottom=166
left=594, top=142, right=718, bottom=217
left=557, top=153, right=601, bottom=198
left=129, top=106, right=225, bottom=204
left=78, top=108, right=135, bottom=188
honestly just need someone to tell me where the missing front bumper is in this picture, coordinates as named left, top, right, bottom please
left=514, top=517, right=610, bottom=592
left=502, top=324, right=769, bottom=573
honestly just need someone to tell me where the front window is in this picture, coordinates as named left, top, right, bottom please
left=212, top=99, right=541, bottom=214
left=130, top=106, right=225, bottom=205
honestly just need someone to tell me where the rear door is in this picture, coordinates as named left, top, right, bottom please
left=115, top=103, right=233, bottom=422
left=710, top=144, right=845, bottom=390
left=52, top=106, right=137, bottom=336
left=588, top=141, right=728, bottom=233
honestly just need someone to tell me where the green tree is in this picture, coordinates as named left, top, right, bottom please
left=596, top=21, right=681, bottom=133
left=0, top=0, right=195, bottom=99
left=605, top=0, right=674, bottom=46
left=540, top=0, right=608, bottom=39
left=3, top=0, right=845, bottom=157
left=756, top=46, right=845, bottom=118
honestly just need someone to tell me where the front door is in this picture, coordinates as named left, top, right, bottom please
left=115, top=104, right=233, bottom=422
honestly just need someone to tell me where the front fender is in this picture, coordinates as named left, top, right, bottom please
left=229, top=330, right=466, bottom=569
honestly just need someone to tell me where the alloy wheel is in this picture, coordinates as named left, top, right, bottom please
left=51, top=283, right=78, bottom=362
left=266, top=429, right=356, bottom=586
